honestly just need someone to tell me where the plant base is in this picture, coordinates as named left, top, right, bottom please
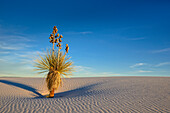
left=46, top=88, right=54, bottom=98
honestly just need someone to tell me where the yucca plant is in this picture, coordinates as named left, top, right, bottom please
left=34, top=26, right=73, bottom=98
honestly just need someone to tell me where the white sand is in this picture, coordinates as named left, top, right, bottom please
left=0, top=77, right=170, bottom=113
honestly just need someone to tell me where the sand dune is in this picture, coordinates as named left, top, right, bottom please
left=0, top=77, right=170, bottom=113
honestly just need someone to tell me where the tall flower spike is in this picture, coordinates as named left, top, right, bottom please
left=50, top=39, right=53, bottom=43
left=57, top=43, right=61, bottom=47
left=52, top=30, right=55, bottom=34
left=60, top=35, right=63, bottom=38
left=58, top=43, right=61, bottom=47
left=34, top=26, right=74, bottom=98
left=55, top=28, right=58, bottom=32
left=55, top=38, right=59, bottom=43
left=65, top=44, right=69, bottom=53
left=59, top=38, right=62, bottom=42
left=53, top=26, right=56, bottom=30
left=56, top=33, right=59, bottom=37
left=66, top=44, right=68, bottom=47
left=53, top=39, right=55, bottom=43
left=50, top=34, right=54, bottom=39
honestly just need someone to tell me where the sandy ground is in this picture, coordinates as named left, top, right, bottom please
left=0, top=77, right=170, bottom=113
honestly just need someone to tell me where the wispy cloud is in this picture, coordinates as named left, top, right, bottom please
left=96, top=72, right=120, bottom=76
left=0, top=42, right=32, bottom=50
left=0, top=35, right=33, bottom=42
left=15, top=51, right=42, bottom=57
left=128, top=61, right=170, bottom=75
left=0, top=50, right=43, bottom=65
left=0, top=51, right=10, bottom=54
left=128, top=70, right=153, bottom=74
left=0, top=42, right=21, bottom=50
left=75, top=72, right=120, bottom=77
left=130, top=63, right=146, bottom=68
left=152, top=48, right=170, bottom=53
left=0, top=61, right=34, bottom=77
left=0, top=50, right=43, bottom=77
left=138, top=70, right=153, bottom=73
left=74, top=66, right=92, bottom=72
left=0, top=26, right=34, bottom=51
left=155, top=62, right=170, bottom=67
left=74, top=66, right=120, bottom=77
left=0, top=25, right=41, bottom=77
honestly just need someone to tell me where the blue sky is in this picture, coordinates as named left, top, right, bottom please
left=0, top=0, right=170, bottom=77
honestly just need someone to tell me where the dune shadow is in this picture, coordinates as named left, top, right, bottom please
left=35, top=82, right=103, bottom=99
left=0, top=80, right=43, bottom=97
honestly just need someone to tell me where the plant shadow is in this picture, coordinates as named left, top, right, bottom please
left=35, top=82, right=103, bottom=99
left=0, top=79, right=103, bottom=99
left=0, top=80, right=43, bottom=97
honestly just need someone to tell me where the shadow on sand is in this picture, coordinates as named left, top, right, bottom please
left=35, top=82, right=103, bottom=99
left=0, top=79, right=103, bottom=99
left=0, top=80, right=43, bottom=97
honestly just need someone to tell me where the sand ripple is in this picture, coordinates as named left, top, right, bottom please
left=0, top=77, right=170, bottom=113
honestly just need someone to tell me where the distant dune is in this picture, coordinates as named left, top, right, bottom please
left=0, top=77, right=170, bottom=113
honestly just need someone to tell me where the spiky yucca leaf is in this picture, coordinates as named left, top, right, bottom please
left=34, top=49, right=73, bottom=91
left=34, top=49, right=73, bottom=74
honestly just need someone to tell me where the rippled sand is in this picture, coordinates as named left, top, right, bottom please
left=0, top=77, right=170, bottom=113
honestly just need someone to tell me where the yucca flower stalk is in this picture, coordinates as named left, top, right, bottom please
left=34, top=26, right=73, bottom=98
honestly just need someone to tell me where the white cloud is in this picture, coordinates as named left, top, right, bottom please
left=0, top=59, right=34, bottom=77
left=138, top=70, right=153, bottom=73
left=155, top=62, right=170, bottom=67
left=96, top=72, right=120, bottom=76
left=152, top=48, right=170, bottom=53
left=0, top=26, right=41, bottom=77
left=0, top=42, right=20, bottom=50
left=0, top=42, right=31, bottom=50
left=0, top=27, right=34, bottom=51
left=74, top=66, right=120, bottom=77
left=128, top=70, right=153, bottom=74
left=0, top=35, right=33, bottom=42
left=0, top=50, right=43, bottom=66
left=74, top=71, right=120, bottom=77
left=74, top=66, right=92, bottom=72
left=0, top=51, right=10, bottom=54
left=130, top=63, right=146, bottom=68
